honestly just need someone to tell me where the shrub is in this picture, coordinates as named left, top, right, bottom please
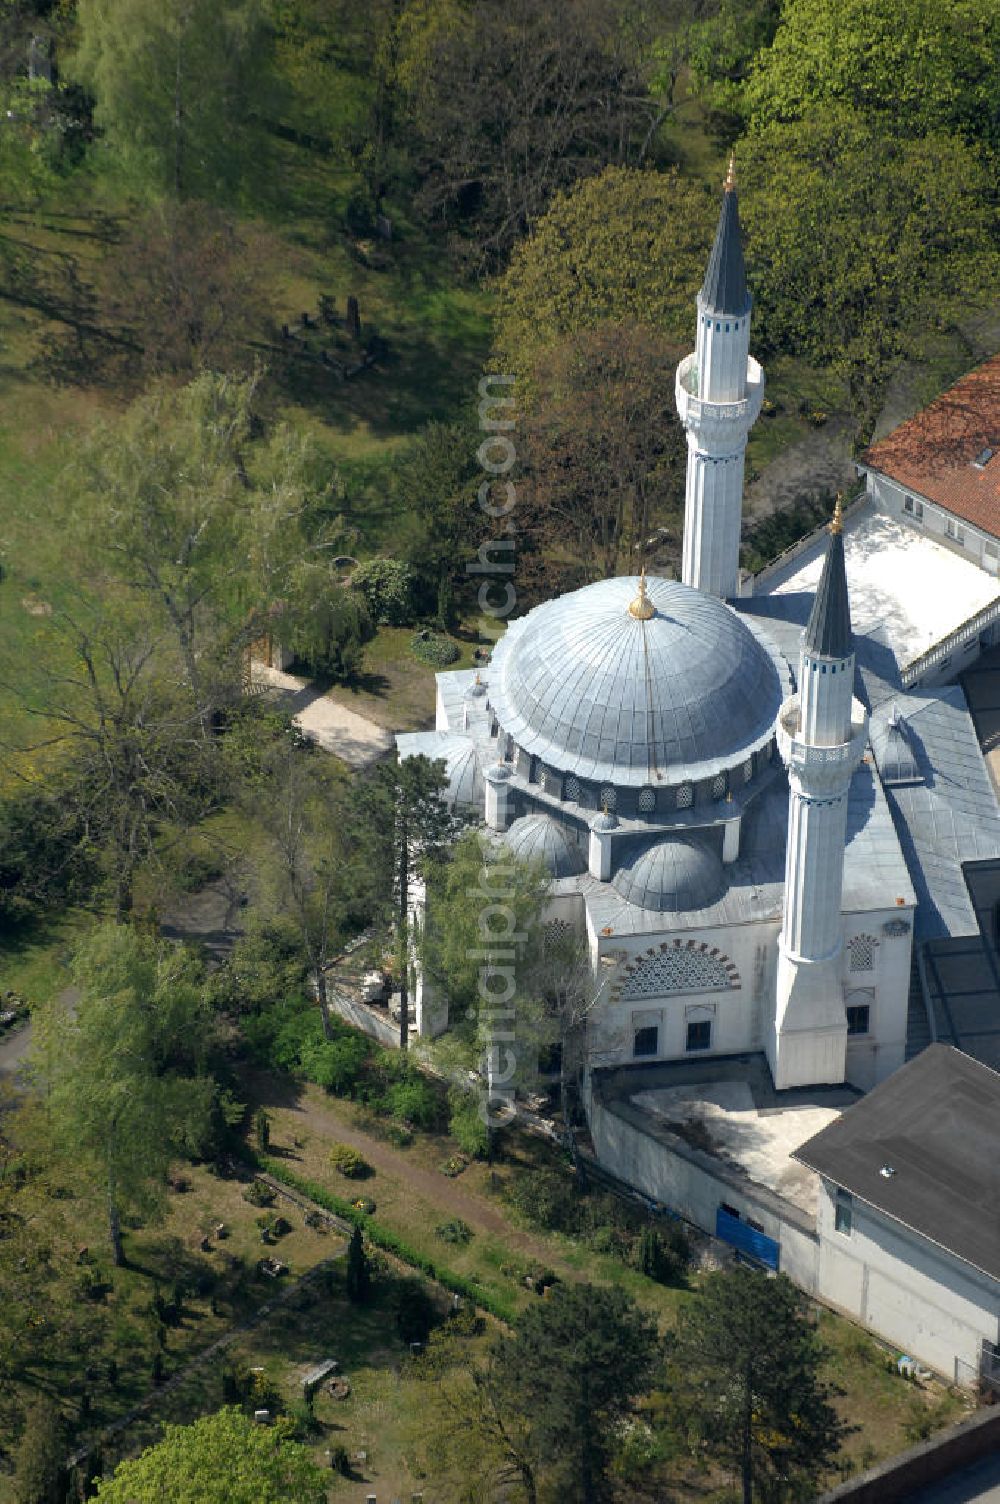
left=242, top=1179, right=276, bottom=1208
left=383, top=1076, right=441, bottom=1130
left=448, top=1089, right=489, bottom=1158
left=351, top=557, right=416, bottom=626
left=440, top=1154, right=468, bottom=1178
left=435, top=1218, right=473, bottom=1245
left=410, top=630, right=459, bottom=667
left=329, top=1143, right=372, bottom=1179
left=300, top=1033, right=370, bottom=1095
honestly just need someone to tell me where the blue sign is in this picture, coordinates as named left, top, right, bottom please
left=715, top=1206, right=780, bottom=1271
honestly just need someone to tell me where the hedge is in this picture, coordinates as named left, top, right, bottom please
left=258, top=1157, right=516, bottom=1324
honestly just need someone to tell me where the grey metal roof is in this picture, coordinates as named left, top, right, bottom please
left=489, top=574, right=789, bottom=788
left=804, top=529, right=853, bottom=659
left=503, top=814, right=587, bottom=878
left=870, top=686, right=1000, bottom=940
left=613, top=834, right=726, bottom=913
left=793, top=1044, right=1000, bottom=1282
left=701, top=186, right=750, bottom=317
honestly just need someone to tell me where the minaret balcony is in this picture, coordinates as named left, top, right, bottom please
left=675, top=353, right=765, bottom=441
left=777, top=695, right=869, bottom=792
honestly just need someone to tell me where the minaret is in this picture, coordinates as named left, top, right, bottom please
left=675, top=156, right=765, bottom=599
left=769, top=499, right=869, bottom=1090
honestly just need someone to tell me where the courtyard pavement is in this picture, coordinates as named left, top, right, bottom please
left=250, top=663, right=394, bottom=767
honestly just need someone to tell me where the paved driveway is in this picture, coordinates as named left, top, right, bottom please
left=251, top=664, right=393, bottom=767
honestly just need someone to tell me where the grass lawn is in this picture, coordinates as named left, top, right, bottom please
left=0, top=907, right=94, bottom=1006
left=325, top=623, right=482, bottom=732
left=241, top=1067, right=972, bottom=1484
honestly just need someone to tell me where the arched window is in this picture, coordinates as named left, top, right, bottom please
left=620, top=943, right=738, bottom=1001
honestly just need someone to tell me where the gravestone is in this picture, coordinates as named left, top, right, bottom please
left=346, top=295, right=361, bottom=341
left=28, top=35, right=52, bottom=82
left=319, top=293, right=336, bottom=324
left=376, top=214, right=392, bottom=241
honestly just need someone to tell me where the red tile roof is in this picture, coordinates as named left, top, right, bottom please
left=861, top=355, right=1000, bottom=538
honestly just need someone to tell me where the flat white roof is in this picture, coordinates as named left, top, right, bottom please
left=761, top=505, right=999, bottom=671
left=631, top=1081, right=839, bottom=1217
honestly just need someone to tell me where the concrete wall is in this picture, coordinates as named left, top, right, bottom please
left=588, top=1083, right=820, bottom=1292
left=326, top=990, right=400, bottom=1049
left=820, top=1402, right=1000, bottom=1504
left=815, top=1178, right=1000, bottom=1379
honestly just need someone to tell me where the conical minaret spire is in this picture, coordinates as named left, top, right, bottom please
left=676, top=155, right=764, bottom=600
left=769, top=500, right=869, bottom=1089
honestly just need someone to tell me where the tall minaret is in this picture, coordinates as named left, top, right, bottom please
left=769, top=499, right=869, bottom=1090
left=676, top=157, right=764, bottom=599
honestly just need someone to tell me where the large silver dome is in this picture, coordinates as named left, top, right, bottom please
left=489, top=574, right=787, bottom=788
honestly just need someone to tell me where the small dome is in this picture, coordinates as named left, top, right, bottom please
left=613, top=835, right=725, bottom=913
left=465, top=672, right=488, bottom=699
left=590, top=810, right=618, bottom=832
left=485, top=761, right=512, bottom=784
left=399, top=733, right=482, bottom=807
left=503, top=815, right=587, bottom=879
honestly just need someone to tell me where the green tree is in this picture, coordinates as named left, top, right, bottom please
left=493, top=167, right=715, bottom=377
left=521, top=321, right=686, bottom=591
left=420, top=830, right=555, bottom=1117
left=13, top=1396, right=67, bottom=1504
left=745, top=0, right=1000, bottom=149
left=345, top=1224, right=371, bottom=1304
left=671, top=1266, right=847, bottom=1503
left=93, top=1406, right=325, bottom=1502
left=737, top=107, right=1000, bottom=428
left=683, top=0, right=782, bottom=121
left=393, top=0, right=666, bottom=264
left=254, top=744, right=371, bottom=1037
left=98, top=200, right=273, bottom=379
left=489, top=1282, right=659, bottom=1502
left=71, top=0, right=279, bottom=201
left=350, top=556, right=416, bottom=626
left=362, top=755, right=465, bottom=1051
left=68, top=373, right=348, bottom=736
left=29, top=924, right=216, bottom=1265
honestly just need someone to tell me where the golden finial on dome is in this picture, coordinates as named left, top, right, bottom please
left=724, top=153, right=736, bottom=192
left=628, top=566, right=655, bottom=621
left=830, top=493, right=844, bottom=535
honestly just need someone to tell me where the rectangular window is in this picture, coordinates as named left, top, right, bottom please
left=835, top=1189, right=853, bottom=1236
left=720, top=1203, right=740, bottom=1221
left=946, top=518, right=965, bottom=543
left=846, top=1005, right=870, bottom=1036
left=686, top=1019, right=711, bottom=1052
left=903, top=496, right=913, bottom=513
left=747, top=1217, right=765, bottom=1234
left=633, top=1025, right=658, bottom=1058
left=985, top=540, right=998, bottom=558
left=914, top=501, right=924, bottom=521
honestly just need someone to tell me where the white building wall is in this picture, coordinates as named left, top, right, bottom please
left=815, top=1179, right=1000, bottom=1380
left=842, top=912, right=913, bottom=1090
left=588, top=1086, right=820, bottom=1292
left=589, top=919, right=779, bottom=1068
left=865, top=471, right=1000, bottom=577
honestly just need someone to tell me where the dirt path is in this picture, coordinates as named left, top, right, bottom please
left=251, top=663, right=393, bottom=767
left=247, top=1070, right=565, bottom=1264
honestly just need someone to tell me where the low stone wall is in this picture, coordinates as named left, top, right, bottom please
left=819, top=1403, right=1000, bottom=1503
left=326, top=989, right=400, bottom=1049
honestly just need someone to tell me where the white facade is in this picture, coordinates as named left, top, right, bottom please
left=815, top=1178, right=1000, bottom=1382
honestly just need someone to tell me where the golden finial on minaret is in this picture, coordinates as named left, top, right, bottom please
left=830, top=493, right=844, bottom=535
left=724, top=153, right=736, bottom=192
left=628, top=566, right=655, bottom=620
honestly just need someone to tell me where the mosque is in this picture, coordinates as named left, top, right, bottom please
left=397, top=162, right=1000, bottom=1103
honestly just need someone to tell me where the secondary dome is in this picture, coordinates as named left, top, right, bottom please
left=489, top=574, right=787, bottom=787
left=503, top=814, right=587, bottom=879
left=614, top=835, right=726, bottom=913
